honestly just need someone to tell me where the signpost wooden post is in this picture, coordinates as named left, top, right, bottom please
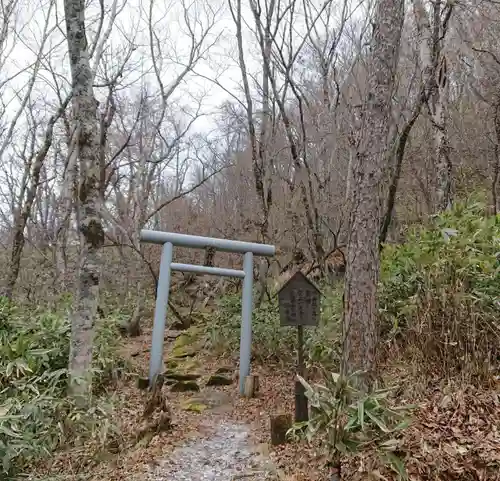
left=278, top=271, right=321, bottom=423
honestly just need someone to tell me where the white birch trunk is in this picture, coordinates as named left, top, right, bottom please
left=63, top=0, right=104, bottom=400
left=433, top=58, right=452, bottom=210
left=413, top=0, right=453, bottom=211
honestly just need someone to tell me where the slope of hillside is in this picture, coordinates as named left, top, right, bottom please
left=2, top=201, right=499, bottom=481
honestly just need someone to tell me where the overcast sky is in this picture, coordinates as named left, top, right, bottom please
left=0, top=0, right=355, bottom=222
left=1, top=0, right=272, bottom=134
left=1, top=0, right=342, bottom=128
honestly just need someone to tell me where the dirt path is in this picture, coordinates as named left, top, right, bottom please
left=78, top=326, right=324, bottom=481
left=34, top=325, right=319, bottom=481
left=122, top=328, right=279, bottom=481
left=146, top=419, right=276, bottom=481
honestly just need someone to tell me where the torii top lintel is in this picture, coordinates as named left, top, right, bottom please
left=140, top=229, right=276, bottom=257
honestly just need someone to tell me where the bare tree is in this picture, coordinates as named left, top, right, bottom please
left=252, top=0, right=328, bottom=270
left=64, top=0, right=105, bottom=399
left=96, top=0, right=222, bottom=332
left=413, top=0, right=454, bottom=212
left=228, top=0, right=277, bottom=305
left=464, top=1, right=500, bottom=214
left=3, top=96, right=71, bottom=299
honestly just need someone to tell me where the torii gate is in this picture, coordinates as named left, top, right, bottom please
left=140, top=229, right=275, bottom=394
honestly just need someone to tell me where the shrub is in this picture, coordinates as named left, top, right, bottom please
left=205, top=284, right=343, bottom=369
left=379, top=200, right=500, bottom=379
left=206, top=294, right=295, bottom=363
left=304, top=285, right=343, bottom=369
left=0, top=298, right=127, bottom=478
left=290, top=371, right=414, bottom=480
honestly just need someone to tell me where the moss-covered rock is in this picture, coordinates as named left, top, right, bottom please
left=170, top=380, right=200, bottom=392
left=181, top=359, right=201, bottom=371
left=172, top=326, right=203, bottom=349
left=181, top=400, right=208, bottom=413
left=171, top=347, right=196, bottom=359
left=215, top=366, right=233, bottom=375
left=173, top=333, right=194, bottom=349
left=165, top=359, right=179, bottom=369
left=170, top=329, right=200, bottom=359
left=206, top=374, right=233, bottom=386
left=164, top=370, right=201, bottom=382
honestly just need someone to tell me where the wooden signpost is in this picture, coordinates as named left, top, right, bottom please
left=278, top=271, right=320, bottom=423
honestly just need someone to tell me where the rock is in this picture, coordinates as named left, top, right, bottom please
left=170, top=326, right=203, bottom=356
left=173, top=334, right=194, bottom=349
left=165, top=359, right=179, bottom=369
left=164, top=370, right=201, bottom=382
left=171, top=348, right=196, bottom=359
left=171, top=317, right=191, bottom=330
left=171, top=335, right=198, bottom=359
left=170, top=380, right=200, bottom=392
left=181, top=401, right=208, bottom=413
left=181, top=359, right=201, bottom=371
left=165, top=330, right=182, bottom=339
left=206, top=374, right=233, bottom=386
left=215, top=366, right=234, bottom=375
left=137, top=377, right=149, bottom=390
left=189, top=391, right=231, bottom=409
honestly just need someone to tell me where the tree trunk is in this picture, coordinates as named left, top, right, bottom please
left=64, top=0, right=104, bottom=401
left=492, top=99, right=500, bottom=215
left=342, top=0, right=404, bottom=385
left=380, top=102, right=422, bottom=245
left=3, top=101, right=69, bottom=299
left=230, top=0, right=274, bottom=307
left=433, top=56, right=452, bottom=211
left=412, top=0, right=454, bottom=212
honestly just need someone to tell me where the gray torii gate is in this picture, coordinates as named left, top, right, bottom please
left=140, top=229, right=275, bottom=394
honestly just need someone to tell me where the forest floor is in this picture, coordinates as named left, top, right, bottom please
left=25, top=204, right=500, bottom=480
left=37, top=324, right=329, bottom=481
left=34, top=322, right=500, bottom=481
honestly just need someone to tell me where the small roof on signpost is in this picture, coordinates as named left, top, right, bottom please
left=277, top=270, right=323, bottom=327
left=276, top=270, right=323, bottom=297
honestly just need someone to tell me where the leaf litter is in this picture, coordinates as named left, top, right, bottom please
left=31, top=325, right=500, bottom=481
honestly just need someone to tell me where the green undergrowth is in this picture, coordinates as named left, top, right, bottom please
left=199, top=199, right=499, bottom=480
left=206, top=200, right=500, bottom=380
left=205, top=283, right=344, bottom=369
left=0, top=298, right=129, bottom=479
left=379, top=200, right=500, bottom=379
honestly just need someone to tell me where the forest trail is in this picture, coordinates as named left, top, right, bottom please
left=145, top=418, right=276, bottom=481
left=106, top=325, right=313, bottom=481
